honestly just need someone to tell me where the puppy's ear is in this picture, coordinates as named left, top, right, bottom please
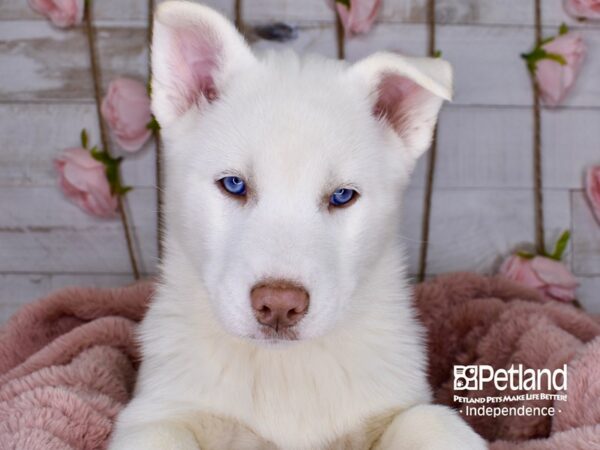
left=151, top=1, right=256, bottom=126
left=350, top=52, right=452, bottom=160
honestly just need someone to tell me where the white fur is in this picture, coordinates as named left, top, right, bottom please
left=110, top=2, right=486, bottom=449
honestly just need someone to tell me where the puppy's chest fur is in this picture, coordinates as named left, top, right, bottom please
left=182, top=410, right=393, bottom=450
left=137, top=290, right=427, bottom=450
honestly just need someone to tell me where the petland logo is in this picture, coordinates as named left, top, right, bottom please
left=453, top=365, right=568, bottom=417
left=454, top=364, right=568, bottom=392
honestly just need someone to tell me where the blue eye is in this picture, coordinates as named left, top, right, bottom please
left=330, top=188, right=357, bottom=207
left=220, top=176, right=246, bottom=196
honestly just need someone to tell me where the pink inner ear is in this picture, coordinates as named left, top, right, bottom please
left=170, top=28, right=222, bottom=114
left=373, top=73, right=427, bottom=135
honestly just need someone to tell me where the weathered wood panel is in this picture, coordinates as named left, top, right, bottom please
left=425, top=189, right=571, bottom=274
left=0, top=187, right=158, bottom=273
left=7, top=103, right=551, bottom=191
left=556, top=27, right=600, bottom=108
left=542, top=108, right=600, bottom=189
left=572, top=190, right=600, bottom=276
left=379, top=0, right=534, bottom=26
left=345, top=23, right=428, bottom=60
left=432, top=106, right=534, bottom=189
left=3, top=17, right=599, bottom=107
left=543, top=2, right=600, bottom=28
left=379, top=0, right=600, bottom=27
left=250, top=25, right=338, bottom=58
left=437, top=24, right=534, bottom=107
left=0, top=102, right=156, bottom=188
left=0, top=273, right=138, bottom=323
left=242, top=0, right=332, bottom=23
left=402, top=188, right=575, bottom=277
left=0, top=0, right=148, bottom=22
left=347, top=23, right=600, bottom=108
left=424, top=105, right=600, bottom=191
left=1, top=0, right=599, bottom=321
left=0, top=0, right=233, bottom=22
left=578, top=277, right=600, bottom=313
left=0, top=21, right=148, bottom=102
left=365, top=20, right=533, bottom=109
left=242, top=0, right=535, bottom=26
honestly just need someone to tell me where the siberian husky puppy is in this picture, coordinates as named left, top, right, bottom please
left=110, top=2, right=486, bottom=449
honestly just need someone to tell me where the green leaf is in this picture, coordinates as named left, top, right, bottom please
left=146, top=78, right=152, bottom=97
left=87, top=147, right=131, bottom=197
left=559, top=23, right=569, bottom=35
left=545, top=52, right=567, bottom=66
left=335, top=0, right=351, bottom=8
left=433, top=49, right=442, bottom=58
left=521, top=47, right=544, bottom=73
left=550, top=230, right=571, bottom=261
left=115, top=185, right=133, bottom=196
left=521, top=47, right=567, bottom=73
left=80, top=129, right=89, bottom=149
left=90, top=147, right=105, bottom=163
left=146, top=115, right=161, bottom=133
left=105, top=163, right=119, bottom=194
left=540, top=36, right=555, bottom=46
left=516, top=251, right=536, bottom=259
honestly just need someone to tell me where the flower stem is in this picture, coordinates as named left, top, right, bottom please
left=531, top=0, right=546, bottom=256
left=147, top=0, right=164, bottom=260
left=417, top=0, right=438, bottom=282
left=84, top=0, right=141, bottom=279
left=334, top=11, right=345, bottom=59
left=234, top=0, right=243, bottom=32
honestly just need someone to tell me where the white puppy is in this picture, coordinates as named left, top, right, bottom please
left=110, top=2, right=487, bottom=449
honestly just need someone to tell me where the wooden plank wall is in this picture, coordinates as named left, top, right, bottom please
left=0, top=0, right=599, bottom=322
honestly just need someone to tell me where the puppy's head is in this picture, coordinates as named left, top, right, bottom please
left=153, top=1, right=452, bottom=343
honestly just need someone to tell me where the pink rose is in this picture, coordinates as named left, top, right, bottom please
left=564, top=0, right=600, bottom=20
left=586, top=166, right=600, bottom=225
left=28, top=0, right=83, bottom=28
left=499, top=255, right=579, bottom=302
left=54, top=148, right=118, bottom=218
left=101, top=78, right=152, bottom=153
left=328, top=0, right=381, bottom=35
left=536, top=32, right=585, bottom=106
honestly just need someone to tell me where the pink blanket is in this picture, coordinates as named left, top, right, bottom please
left=1, top=274, right=599, bottom=449
left=0, top=282, right=152, bottom=450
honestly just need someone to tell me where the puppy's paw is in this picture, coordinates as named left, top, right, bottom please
left=376, top=404, right=487, bottom=450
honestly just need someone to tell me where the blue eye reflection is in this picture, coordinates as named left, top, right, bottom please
left=220, top=176, right=246, bottom=196
left=330, top=188, right=357, bottom=207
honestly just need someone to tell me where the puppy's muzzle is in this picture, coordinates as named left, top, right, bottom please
left=251, top=281, right=309, bottom=331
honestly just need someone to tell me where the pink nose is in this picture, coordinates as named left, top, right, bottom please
left=250, top=281, right=309, bottom=330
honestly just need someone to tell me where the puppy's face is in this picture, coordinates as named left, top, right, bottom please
left=152, top=2, right=452, bottom=343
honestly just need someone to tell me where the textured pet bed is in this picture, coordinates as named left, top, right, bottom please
left=1, top=274, right=599, bottom=449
